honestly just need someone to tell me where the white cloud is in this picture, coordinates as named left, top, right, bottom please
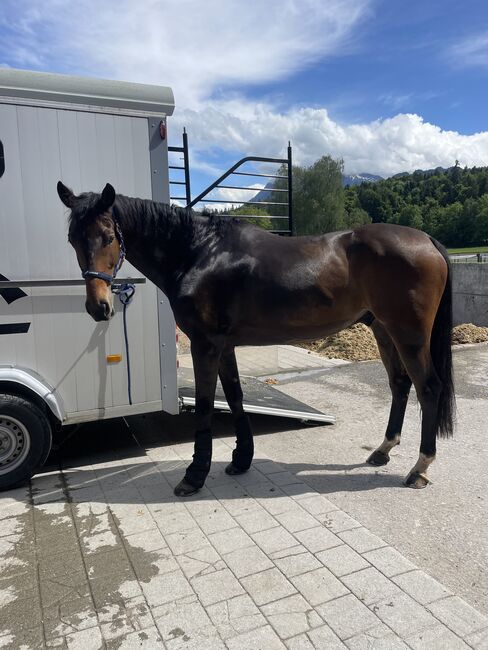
left=3, top=1, right=488, bottom=178
left=201, top=183, right=264, bottom=212
left=447, top=31, right=488, bottom=68
left=216, top=184, right=264, bottom=203
left=173, top=100, right=488, bottom=176
left=0, top=0, right=370, bottom=106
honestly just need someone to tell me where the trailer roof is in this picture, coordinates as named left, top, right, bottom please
left=0, top=68, right=175, bottom=117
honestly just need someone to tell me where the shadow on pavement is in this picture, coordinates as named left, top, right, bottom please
left=35, top=410, right=406, bottom=504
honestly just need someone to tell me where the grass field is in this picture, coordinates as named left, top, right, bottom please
left=447, top=246, right=488, bottom=254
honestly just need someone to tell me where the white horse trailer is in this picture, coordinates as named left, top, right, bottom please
left=0, top=69, right=180, bottom=489
left=0, top=68, right=333, bottom=491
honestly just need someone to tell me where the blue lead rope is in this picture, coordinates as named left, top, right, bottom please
left=113, top=283, right=136, bottom=405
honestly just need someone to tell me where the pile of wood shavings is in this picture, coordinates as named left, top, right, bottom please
left=301, top=324, right=380, bottom=361
left=178, top=323, right=488, bottom=363
left=302, top=323, right=488, bottom=361
left=451, top=323, right=488, bottom=344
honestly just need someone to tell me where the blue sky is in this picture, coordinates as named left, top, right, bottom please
left=339, top=1, right=486, bottom=131
left=1, top=0, right=488, bottom=202
left=225, top=0, right=488, bottom=134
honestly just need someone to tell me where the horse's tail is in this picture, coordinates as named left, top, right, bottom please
left=429, top=237, right=455, bottom=438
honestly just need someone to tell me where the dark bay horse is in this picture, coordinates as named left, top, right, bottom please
left=57, top=181, right=454, bottom=496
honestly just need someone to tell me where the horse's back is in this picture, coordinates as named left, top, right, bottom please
left=347, top=223, right=447, bottom=276
left=350, top=222, right=436, bottom=251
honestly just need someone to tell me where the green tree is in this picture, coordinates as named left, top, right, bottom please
left=264, top=156, right=346, bottom=235
left=474, top=195, right=488, bottom=244
left=344, top=189, right=372, bottom=229
left=344, top=207, right=371, bottom=229
left=347, top=164, right=488, bottom=246
left=230, top=204, right=273, bottom=230
left=398, top=205, right=423, bottom=230
left=264, top=159, right=488, bottom=246
left=291, top=156, right=346, bottom=235
left=436, top=202, right=463, bottom=245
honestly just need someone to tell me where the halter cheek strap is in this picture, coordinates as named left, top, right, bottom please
left=82, top=208, right=135, bottom=406
left=82, top=207, right=126, bottom=285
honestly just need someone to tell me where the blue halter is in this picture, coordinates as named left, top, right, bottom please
left=81, top=206, right=136, bottom=405
left=82, top=207, right=126, bottom=285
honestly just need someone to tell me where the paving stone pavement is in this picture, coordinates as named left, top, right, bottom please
left=1, top=433, right=487, bottom=650
left=177, top=344, right=348, bottom=376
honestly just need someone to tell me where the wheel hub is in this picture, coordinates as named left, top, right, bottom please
left=0, top=416, right=31, bottom=474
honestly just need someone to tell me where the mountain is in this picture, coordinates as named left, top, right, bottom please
left=342, top=173, right=383, bottom=186
left=252, top=172, right=382, bottom=203
left=391, top=167, right=447, bottom=179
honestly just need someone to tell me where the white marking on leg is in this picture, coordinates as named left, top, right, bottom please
left=409, top=452, right=435, bottom=476
left=377, top=434, right=401, bottom=455
left=405, top=453, right=436, bottom=487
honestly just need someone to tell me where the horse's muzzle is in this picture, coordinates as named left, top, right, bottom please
left=86, top=300, right=114, bottom=322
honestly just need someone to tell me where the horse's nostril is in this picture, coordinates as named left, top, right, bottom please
left=85, top=300, right=111, bottom=321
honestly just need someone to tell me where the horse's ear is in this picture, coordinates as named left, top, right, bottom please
left=99, top=183, right=116, bottom=212
left=57, top=181, right=76, bottom=208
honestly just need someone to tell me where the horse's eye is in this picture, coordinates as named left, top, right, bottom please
left=105, top=235, right=115, bottom=246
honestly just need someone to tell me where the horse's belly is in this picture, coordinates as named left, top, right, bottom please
left=230, top=318, right=358, bottom=346
left=230, top=289, right=363, bottom=345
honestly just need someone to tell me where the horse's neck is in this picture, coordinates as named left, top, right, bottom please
left=119, top=197, right=195, bottom=299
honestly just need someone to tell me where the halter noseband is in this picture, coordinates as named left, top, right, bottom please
left=82, top=206, right=126, bottom=285
left=80, top=204, right=135, bottom=405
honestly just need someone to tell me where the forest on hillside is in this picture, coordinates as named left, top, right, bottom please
left=348, top=163, right=488, bottom=246
left=228, top=158, right=488, bottom=247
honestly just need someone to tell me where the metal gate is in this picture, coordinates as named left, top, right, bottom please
left=169, top=131, right=293, bottom=235
left=169, top=128, right=191, bottom=206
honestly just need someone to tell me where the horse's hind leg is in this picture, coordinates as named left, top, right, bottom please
left=174, top=338, right=222, bottom=497
left=391, top=339, right=442, bottom=488
left=367, top=321, right=412, bottom=466
left=218, top=348, right=254, bottom=475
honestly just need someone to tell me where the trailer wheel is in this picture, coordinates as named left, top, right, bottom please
left=0, top=394, right=52, bottom=491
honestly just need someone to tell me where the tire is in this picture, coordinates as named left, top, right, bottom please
left=0, top=394, right=52, bottom=491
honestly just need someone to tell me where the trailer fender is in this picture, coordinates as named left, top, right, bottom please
left=0, top=366, right=65, bottom=423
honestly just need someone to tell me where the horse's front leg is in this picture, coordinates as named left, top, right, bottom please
left=174, top=338, right=222, bottom=497
left=218, top=348, right=254, bottom=476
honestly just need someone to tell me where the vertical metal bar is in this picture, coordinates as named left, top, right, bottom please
left=287, top=142, right=294, bottom=236
left=147, top=117, right=179, bottom=415
left=182, top=128, right=192, bottom=206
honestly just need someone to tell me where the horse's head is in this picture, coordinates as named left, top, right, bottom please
left=57, top=181, right=123, bottom=322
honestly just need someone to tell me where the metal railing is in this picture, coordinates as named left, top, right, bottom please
left=0, top=279, right=146, bottom=288
left=188, top=144, right=293, bottom=235
left=169, top=130, right=293, bottom=235
left=168, top=128, right=191, bottom=206
left=450, top=253, right=488, bottom=264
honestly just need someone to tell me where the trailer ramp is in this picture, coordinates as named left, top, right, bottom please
left=178, top=368, right=335, bottom=424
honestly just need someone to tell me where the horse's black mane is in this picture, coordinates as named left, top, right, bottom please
left=69, top=192, right=243, bottom=246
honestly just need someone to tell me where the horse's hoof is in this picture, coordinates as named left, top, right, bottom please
left=366, top=450, right=390, bottom=466
left=404, top=472, right=430, bottom=489
left=225, top=463, right=248, bottom=476
left=174, top=479, right=200, bottom=497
